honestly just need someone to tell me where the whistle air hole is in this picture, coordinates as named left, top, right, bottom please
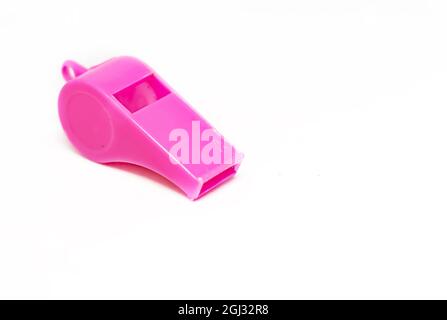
left=114, top=74, right=171, bottom=113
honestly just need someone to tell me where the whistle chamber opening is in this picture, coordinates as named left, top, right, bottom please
left=114, top=74, right=171, bottom=113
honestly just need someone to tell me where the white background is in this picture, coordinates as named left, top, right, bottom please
left=1, top=0, right=446, bottom=299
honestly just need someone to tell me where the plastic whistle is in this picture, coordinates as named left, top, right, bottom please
left=58, top=56, right=243, bottom=200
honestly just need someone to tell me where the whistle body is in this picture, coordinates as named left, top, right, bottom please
left=58, top=57, right=242, bottom=199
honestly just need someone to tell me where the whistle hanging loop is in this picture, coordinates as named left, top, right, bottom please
left=61, top=60, right=87, bottom=82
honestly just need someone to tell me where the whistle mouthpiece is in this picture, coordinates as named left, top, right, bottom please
left=58, top=56, right=243, bottom=200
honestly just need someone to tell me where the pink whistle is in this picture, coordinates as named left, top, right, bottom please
left=58, top=56, right=242, bottom=200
